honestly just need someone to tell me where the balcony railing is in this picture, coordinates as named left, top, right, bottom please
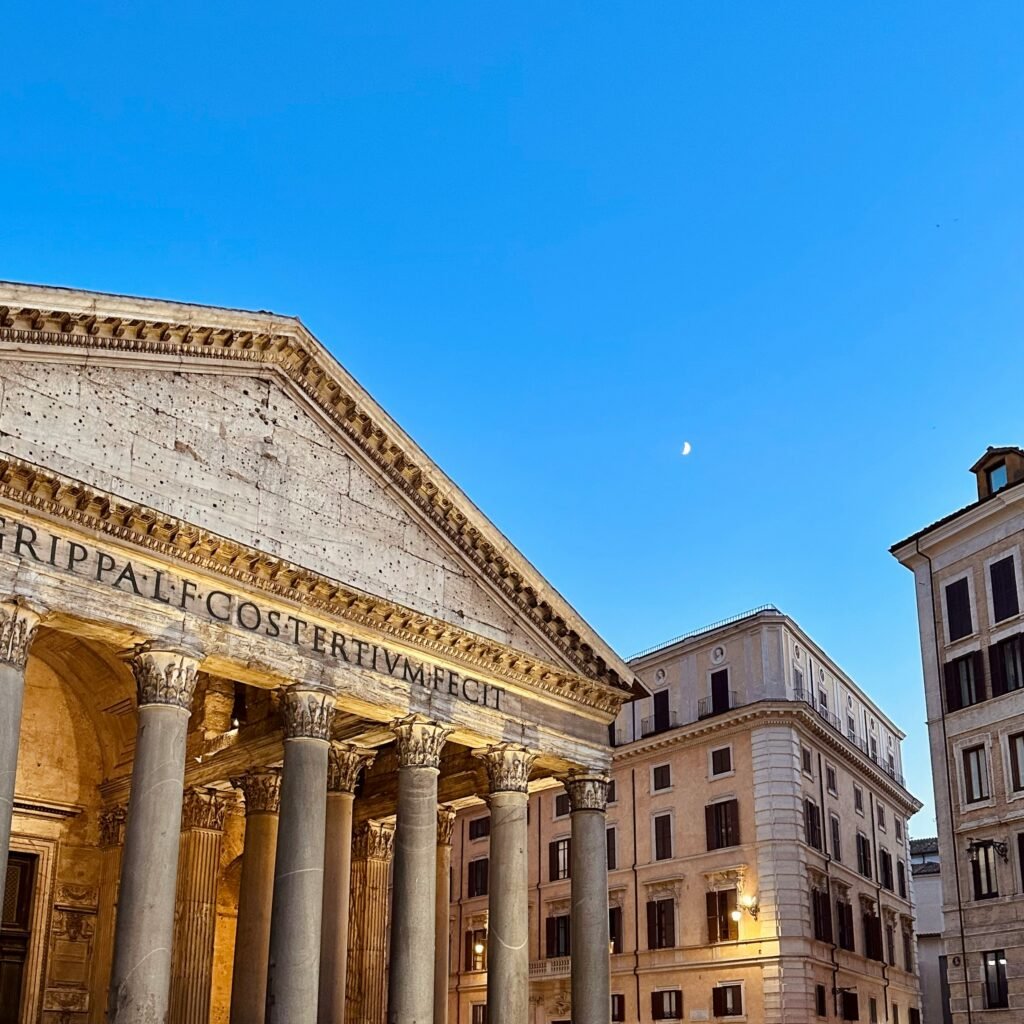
left=529, top=956, right=570, bottom=979
left=697, top=691, right=740, bottom=720
left=640, top=712, right=680, bottom=738
left=792, top=686, right=906, bottom=789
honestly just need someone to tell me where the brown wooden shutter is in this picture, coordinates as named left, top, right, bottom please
left=705, top=804, right=716, bottom=851
left=465, top=931, right=472, bottom=970
left=990, top=643, right=1006, bottom=697
left=609, top=906, right=622, bottom=953
left=725, top=888, right=738, bottom=940
left=548, top=841, right=558, bottom=882
left=651, top=992, right=662, bottom=1020
left=944, top=659, right=961, bottom=711
left=646, top=901, right=657, bottom=949
left=712, top=988, right=726, bottom=1016
left=706, top=891, right=719, bottom=943
left=972, top=650, right=988, bottom=701
left=726, top=799, right=740, bottom=845
left=545, top=917, right=556, bottom=958
left=663, top=901, right=675, bottom=948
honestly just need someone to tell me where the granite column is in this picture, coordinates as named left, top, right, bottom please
left=265, top=685, right=335, bottom=1024
left=107, top=645, right=201, bottom=1024
left=387, top=715, right=452, bottom=1024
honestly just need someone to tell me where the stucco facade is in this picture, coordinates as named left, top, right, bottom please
left=447, top=608, right=924, bottom=1024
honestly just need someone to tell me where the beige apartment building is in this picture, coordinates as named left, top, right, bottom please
left=447, top=607, right=923, bottom=1024
left=893, top=447, right=1024, bottom=1022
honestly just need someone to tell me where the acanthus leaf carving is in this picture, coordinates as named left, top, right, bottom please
left=281, top=686, right=335, bottom=741
left=132, top=646, right=200, bottom=710
left=475, top=743, right=536, bottom=794
left=352, top=821, right=395, bottom=862
left=437, top=805, right=457, bottom=846
left=327, top=743, right=376, bottom=794
left=181, top=788, right=228, bottom=831
left=231, top=768, right=282, bottom=815
left=0, top=600, right=42, bottom=668
left=564, top=771, right=610, bottom=813
left=390, top=714, right=452, bottom=769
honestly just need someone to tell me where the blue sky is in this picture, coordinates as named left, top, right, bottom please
left=4, top=3, right=1024, bottom=831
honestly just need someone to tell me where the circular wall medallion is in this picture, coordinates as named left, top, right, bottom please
left=654, top=668, right=666, bottom=682
left=711, top=646, right=725, bottom=665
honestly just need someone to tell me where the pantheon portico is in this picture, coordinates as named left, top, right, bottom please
left=0, top=282, right=639, bottom=1024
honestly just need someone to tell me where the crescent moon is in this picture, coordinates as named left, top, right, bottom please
left=681, top=441, right=692, bottom=456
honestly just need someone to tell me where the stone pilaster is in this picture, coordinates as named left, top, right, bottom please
left=90, top=805, right=127, bottom=1024
left=387, top=715, right=453, bottom=1024
left=566, top=771, right=611, bottom=1024
left=0, top=600, right=42, bottom=915
left=108, top=645, right=201, bottom=1024
left=266, top=685, right=336, bottom=1024
left=477, top=745, right=536, bottom=1024
left=434, top=806, right=457, bottom=1024
left=346, top=821, right=395, bottom=1024
left=169, top=788, right=229, bottom=1024
left=319, top=744, right=375, bottom=1024
left=230, top=768, right=282, bottom=1024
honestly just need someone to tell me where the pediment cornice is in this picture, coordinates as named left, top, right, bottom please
left=0, top=454, right=627, bottom=716
left=0, top=289, right=635, bottom=698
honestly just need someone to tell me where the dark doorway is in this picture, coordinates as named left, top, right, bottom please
left=711, top=669, right=731, bottom=715
left=1, top=853, right=36, bottom=1024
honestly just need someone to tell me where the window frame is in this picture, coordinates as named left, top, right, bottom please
left=830, top=813, right=842, bottom=863
left=548, top=837, right=571, bottom=881
left=712, top=981, right=744, bottom=1018
left=958, top=739, right=994, bottom=808
left=467, top=857, right=489, bottom=898
left=825, top=762, right=838, bottom=796
left=943, top=571, right=976, bottom=645
left=653, top=812, right=674, bottom=861
left=709, top=744, right=734, bottom=778
left=468, top=816, right=490, bottom=841
left=986, top=548, right=1022, bottom=625
left=651, top=763, right=672, bottom=792
left=554, top=792, right=571, bottom=819
left=982, top=949, right=1009, bottom=1009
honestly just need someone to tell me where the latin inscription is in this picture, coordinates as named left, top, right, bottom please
left=0, top=517, right=503, bottom=710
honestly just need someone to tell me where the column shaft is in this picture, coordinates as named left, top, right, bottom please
left=90, top=807, right=126, bottom=1024
left=320, top=744, right=374, bottom=1024
left=108, top=648, right=200, bottom=1024
left=434, top=808, right=456, bottom=1024
left=0, top=601, right=41, bottom=911
left=169, top=790, right=227, bottom=1024
left=568, top=774, right=610, bottom=1024
left=230, top=770, right=281, bottom=1024
left=265, top=687, right=335, bottom=1024
left=387, top=716, right=451, bottom=1024
left=476, top=744, right=536, bottom=1024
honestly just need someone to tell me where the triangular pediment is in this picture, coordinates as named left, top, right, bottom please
left=0, top=282, right=635, bottom=696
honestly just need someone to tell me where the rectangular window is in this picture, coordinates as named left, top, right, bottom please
left=706, top=799, right=740, bottom=850
left=870, top=996, right=879, bottom=1023
left=471, top=1005, right=487, bottom=1024
left=706, top=889, right=739, bottom=943
left=465, top=929, right=487, bottom=971
left=946, top=577, right=973, bottom=641
left=990, top=633, right=1024, bottom=696
left=653, top=764, right=671, bottom=791
left=646, top=898, right=676, bottom=949
left=609, top=906, right=623, bottom=954
left=554, top=792, right=570, bottom=817
left=651, top=990, right=682, bottom=1021
left=836, top=899, right=855, bottom=952
left=654, top=814, right=673, bottom=860
left=653, top=689, right=671, bottom=733
left=854, top=785, right=864, bottom=814
left=903, top=926, right=914, bottom=971
left=898, top=859, right=908, bottom=899
left=611, top=995, right=625, bottom=1023
left=1008, top=731, right=1024, bottom=791
left=468, top=816, right=490, bottom=840
left=841, top=990, right=859, bottom=1021
left=983, top=950, right=1009, bottom=1009
left=545, top=914, right=571, bottom=958
left=962, top=744, right=990, bottom=803
left=864, top=911, right=884, bottom=962
left=877, top=803, right=886, bottom=830
left=711, top=746, right=732, bottom=776
left=815, top=984, right=827, bottom=1017
left=811, top=887, right=832, bottom=942
left=895, top=818, right=904, bottom=842
left=826, top=764, right=838, bottom=795
left=607, top=780, right=617, bottom=804
left=804, top=799, right=823, bottom=851
left=802, top=746, right=814, bottom=775
left=972, top=842, right=999, bottom=899
left=857, top=833, right=873, bottom=879
left=830, top=814, right=843, bottom=863
left=991, top=555, right=1019, bottom=623
left=886, top=923, right=897, bottom=966
left=548, top=838, right=571, bottom=881
left=467, top=858, right=489, bottom=897
left=879, top=849, right=894, bottom=891
left=606, top=827, right=617, bottom=870
left=894, top=1005, right=900, bottom=1024
left=944, top=652, right=986, bottom=711
left=712, top=985, right=743, bottom=1017
left=909, top=1010, right=921, bottom=1024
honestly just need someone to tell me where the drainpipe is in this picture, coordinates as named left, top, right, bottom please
left=917, top=538, right=974, bottom=1024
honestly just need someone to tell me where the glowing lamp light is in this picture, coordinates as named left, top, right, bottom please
left=473, top=942, right=485, bottom=955
left=730, top=909, right=742, bottom=923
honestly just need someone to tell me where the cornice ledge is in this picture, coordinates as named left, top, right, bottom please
left=0, top=309, right=630, bottom=695
left=0, top=454, right=626, bottom=716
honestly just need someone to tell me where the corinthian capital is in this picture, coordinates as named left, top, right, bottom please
left=327, top=743, right=376, bottom=793
left=181, top=788, right=229, bottom=831
left=231, top=768, right=281, bottom=815
left=281, top=685, right=335, bottom=741
left=565, top=771, right=611, bottom=813
left=353, top=821, right=395, bottom=862
left=132, top=646, right=201, bottom=710
left=437, top=805, right=457, bottom=846
left=390, top=715, right=452, bottom=769
left=0, top=600, right=43, bottom=668
left=475, top=742, right=537, bottom=794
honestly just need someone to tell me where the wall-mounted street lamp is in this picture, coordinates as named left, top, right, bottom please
left=730, top=893, right=759, bottom=922
left=968, top=837, right=1009, bottom=863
